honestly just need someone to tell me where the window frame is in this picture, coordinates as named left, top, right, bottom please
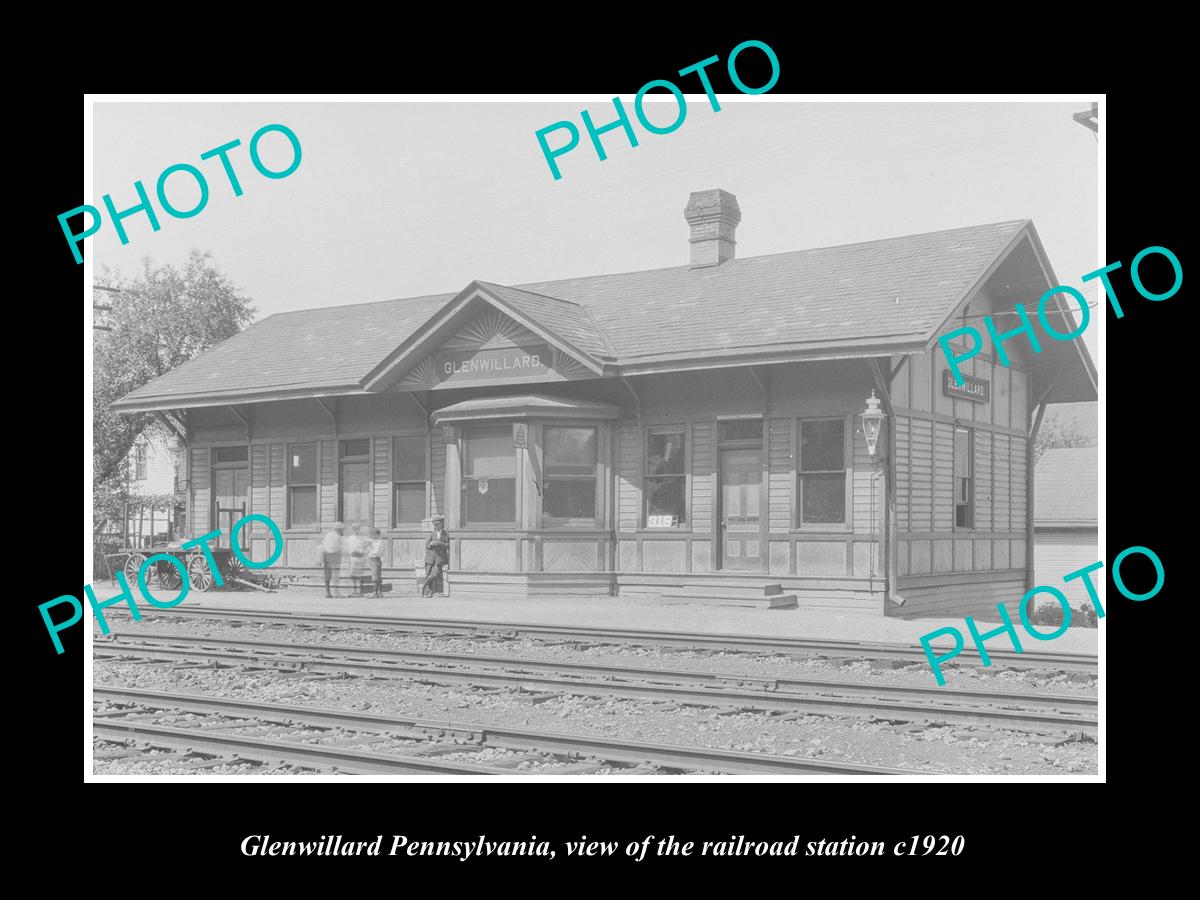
left=134, top=443, right=148, bottom=481
left=953, top=425, right=976, bottom=531
left=392, top=433, right=430, bottom=529
left=643, top=424, right=690, bottom=531
left=794, top=415, right=852, bottom=530
left=541, top=424, right=601, bottom=528
left=286, top=441, right=319, bottom=530
left=460, top=424, right=519, bottom=529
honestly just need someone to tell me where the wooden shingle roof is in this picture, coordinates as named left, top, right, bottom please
left=114, top=219, right=1041, bottom=410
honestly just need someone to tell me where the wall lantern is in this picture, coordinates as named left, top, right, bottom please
left=860, top=390, right=884, bottom=457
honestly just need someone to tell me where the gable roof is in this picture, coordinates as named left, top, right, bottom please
left=114, top=219, right=1079, bottom=411
left=1034, top=447, right=1098, bottom=527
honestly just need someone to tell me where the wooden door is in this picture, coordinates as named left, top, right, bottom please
left=340, top=461, right=370, bottom=525
left=213, top=467, right=249, bottom=548
left=720, top=448, right=762, bottom=570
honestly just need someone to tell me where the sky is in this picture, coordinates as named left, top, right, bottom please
left=92, top=99, right=1099, bottom=363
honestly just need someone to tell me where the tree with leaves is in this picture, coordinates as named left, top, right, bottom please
left=1034, top=414, right=1095, bottom=464
left=94, top=251, right=256, bottom=530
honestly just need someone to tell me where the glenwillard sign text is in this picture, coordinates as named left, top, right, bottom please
left=943, top=370, right=990, bottom=403
left=437, top=344, right=549, bottom=382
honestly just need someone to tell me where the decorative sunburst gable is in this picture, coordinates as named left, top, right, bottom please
left=363, top=281, right=608, bottom=394
left=392, top=300, right=601, bottom=391
left=440, top=308, right=540, bottom=352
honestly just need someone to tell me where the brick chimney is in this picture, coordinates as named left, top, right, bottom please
left=684, top=189, right=741, bottom=268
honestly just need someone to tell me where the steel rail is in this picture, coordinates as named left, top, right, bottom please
left=102, top=606, right=1099, bottom=672
left=92, top=719, right=516, bottom=776
left=95, top=638, right=1098, bottom=735
left=101, top=630, right=1098, bottom=715
left=94, top=686, right=926, bottom=775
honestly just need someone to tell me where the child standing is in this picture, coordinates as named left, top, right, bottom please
left=366, top=528, right=385, bottom=598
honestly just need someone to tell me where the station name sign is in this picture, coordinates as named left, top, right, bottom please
left=942, top=370, right=990, bottom=403
left=437, top=344, right=550, bottom=382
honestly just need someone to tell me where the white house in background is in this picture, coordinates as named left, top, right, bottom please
left=118, top=429, right=187, bottom=546
left=1033, top=447, right=1099, bottom=609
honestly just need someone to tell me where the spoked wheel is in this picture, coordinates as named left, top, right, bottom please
left=187, top=554, right=214, bottom=592
left=158, top=560, right=183, bottom=592
left=123, top=553, right=147, bottom=584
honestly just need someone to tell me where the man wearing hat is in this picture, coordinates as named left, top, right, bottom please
left=420, top=515, right=450, bottom=598
left=321, top=522, right=344, bottom=598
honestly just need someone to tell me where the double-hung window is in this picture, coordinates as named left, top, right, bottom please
left=797, top=418, right=846, bottom=525
left=393, top=435, right=428, bottom=527
left=543, top=426, right=598, bottom=525
left=287, top=442, right=318, bottom=527
left=463, top=426, right=517, bottom=526
left=645, top=428, right=686, bottom=527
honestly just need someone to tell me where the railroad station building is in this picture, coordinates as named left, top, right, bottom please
left=112, top=190, right=1097, bottom=617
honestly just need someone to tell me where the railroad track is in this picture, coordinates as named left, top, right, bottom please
left=94, top=686, right=924, bottom=776
left=102, top=605, right=1099, bottom=673
left=95, top=631, right=1098, bottom=735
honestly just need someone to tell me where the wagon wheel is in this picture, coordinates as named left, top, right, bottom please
left=123, top=552, right=147, bottom=585
left=187, top=554, right=214, bottom=592
left=158, top=559, right=183, bottom=591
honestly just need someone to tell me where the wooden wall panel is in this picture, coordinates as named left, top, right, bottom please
left=617, top=422, right=640, bottom=532
left=910, top=352, right=932, bottom=412
left=890, top=358, right=910, bottom=409
left=1011, top=369, right=1029, bottom=427
left=895, top=416, right=911, bottom=532
left=320, top=439, right=336, bottom=524
left=932, top=422, right=954, bottom=532
left=975, top=430, right=993, bottom=532
left=767, top=417, right=792, bottom=532
left=909, top=419, right=933, bottom=532
left=430, top=436, right=446, bottom=519
left=993, top=435, right=1011, bottom=532
left=269, top=444, right=285, bottom=527
left=1011, top=435, right=1028, bottom=533
left=251, top=445, right=268, bottom=521
left=692, top=420, right=715, bottom=533
left=852, top=420, right=877, bottom=534
left=992, top=365, right=1011, bottom=428
left=373, top=437, right=390, bottom=529
left=190, top=447, right=209, bottom=536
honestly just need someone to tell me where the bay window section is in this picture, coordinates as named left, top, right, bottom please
left=543, top=426, right=598, bottom=525
left=645, top=429, right=686, bottom=528
left=463, top=426, right=516, bottom=526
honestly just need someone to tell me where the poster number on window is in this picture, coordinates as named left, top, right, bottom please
left=648, top=515, right=678, bottom=528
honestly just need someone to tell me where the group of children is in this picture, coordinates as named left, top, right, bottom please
left=319, top=515, right=451, bottom=599
left=320, top=522, right=385, bottom=598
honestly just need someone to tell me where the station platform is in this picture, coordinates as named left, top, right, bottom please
left=125, top=585, right=1101, bottom=654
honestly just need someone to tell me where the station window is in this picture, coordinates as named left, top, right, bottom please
left=287, top=442, right=318, bottom=527
left=645, top=428, right=686, bottom=527
left=954, top=426, right=975, bottom=529
left=134, top=443, right=148, bottom=480
left=393, top=435, right=428, bottom=527
left=797, top=418, right=846, bottom=525
left=543, top=426, right=598, bottom=525
left=213, top=445, right=248, bottom=463
left=463, top=426, right=516, bottom=526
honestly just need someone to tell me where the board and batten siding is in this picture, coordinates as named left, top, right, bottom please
left=890, top=344, right=1032, bottom=618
